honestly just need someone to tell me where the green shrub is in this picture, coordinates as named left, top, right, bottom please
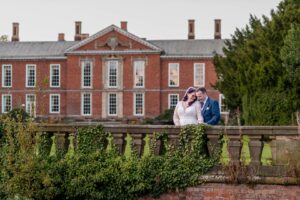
left=0, top=115, right=217, bottom=199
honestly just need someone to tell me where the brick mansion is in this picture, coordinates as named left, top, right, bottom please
left=0, top=20, right=226, bottom=122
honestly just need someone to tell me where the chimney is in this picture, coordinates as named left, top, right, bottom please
left=58, top=33, right=65, bottom=41
left=11, top=22, right=20, bottom=42
left=74, top=21, right=82, bottom=41
left=120, top=21, right=127, bottom=31
left=214, top=19, right=221, bottom=39
left=188, top=19, right=195, bottom=40
left=81, top=33, right=89, bottom=40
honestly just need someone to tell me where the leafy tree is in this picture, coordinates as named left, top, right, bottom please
left=214, top=0, right=300, bottom=125
left=0, top=35, right=8, bottom=42
left=280, top=24, right=300, bottom=121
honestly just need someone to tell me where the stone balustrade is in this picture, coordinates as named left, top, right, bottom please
left=38, top=124, right=300, bottom=168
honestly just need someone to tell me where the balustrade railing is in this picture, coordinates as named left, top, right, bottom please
left=38, top=124, right=299, bottom=168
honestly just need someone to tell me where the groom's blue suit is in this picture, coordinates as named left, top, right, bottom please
left=201, top=97, right=220, bottom=125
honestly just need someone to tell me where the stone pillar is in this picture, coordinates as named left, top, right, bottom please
left=228, top=137, right=242, bottom=164
left=113, top=133, right=125, bottom=154
left=249, top=136, right=263, bottom=166
left=54, top=132, right=68, bottom=151
left=132, top=133, right=144, bottom=157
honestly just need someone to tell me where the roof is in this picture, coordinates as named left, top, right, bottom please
left=65, top=25, right=162, bottom=53
left=0, top=41, right=77, bottom=60
left=149, top=39, right=226, bottom=58
left=0, top=38, right=227, bottom=60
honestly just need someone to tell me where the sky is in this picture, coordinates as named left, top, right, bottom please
left=0, top=0, right=282, bottom=41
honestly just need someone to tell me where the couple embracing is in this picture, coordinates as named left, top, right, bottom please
left=173, top=87, right=220, bottom=126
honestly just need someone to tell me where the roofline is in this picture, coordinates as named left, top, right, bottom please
left=66, top=50, right=161, bottom=55
left=0, top=56, right=67, bottom=60
left=160, top=55, right=218, bottom=59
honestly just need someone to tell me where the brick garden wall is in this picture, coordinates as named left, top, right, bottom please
left=140, top=183, right=300, bottom=200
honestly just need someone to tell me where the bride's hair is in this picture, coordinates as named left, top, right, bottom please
left=182, top=87, right=197, bottom=106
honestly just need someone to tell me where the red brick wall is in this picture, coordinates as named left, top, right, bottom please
left=0, top=60, right=67, bottom=116
left=140, top=183, right=300, bottom=200
left=160, top=59, right=220, bottom=112
left=77, top=31, right=153, bottom=51
left=0, top=54, right=219, bottom=119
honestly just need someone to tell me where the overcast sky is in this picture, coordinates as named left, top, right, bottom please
left=0, top=0, right=282, bottom=41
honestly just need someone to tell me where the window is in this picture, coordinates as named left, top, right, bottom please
left=50, top=94, right=60, bottom=113
left=2, top=64, right=12, bottom=87
left=50, top=64, right=60, bottom=87
left=26, top=64, right=36, bottom=87
left=219, top=94, right=228, bottom=113
left=1, top=94, right=12, bottom=113
left=81, top=61, right=92, bottom=88
left=26, top=94, right=36, bottom=117
left=168, top=63, right=179, bottom=87
left=134, top=93, right=144, bottom=116
left=81, top=93, right=92, bottom=116
left=134, top=60, right=145, bottom=87
left=168, top=94, right=179, bottom=109
left=194, top=63, right=205, bottom=87
left=107, top=60, right=118, bottom=88
left=108, top=93, right=117, bottom=116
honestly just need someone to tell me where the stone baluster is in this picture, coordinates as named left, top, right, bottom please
left=113, top=133, right=125, bottom=154
left=207, top=134, right=221, bottom=157
left=54, top=132, right=68, bottom=151
left=248, top=136, right=263, bottom=166
left=132, top=133, right=144, bottom=157
left=227, top=136, right=242, bottom=165
left=168, top=134, right=180, bottom=149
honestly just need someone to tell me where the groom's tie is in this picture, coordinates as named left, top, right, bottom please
left=200, top=102, right=204, bottom=109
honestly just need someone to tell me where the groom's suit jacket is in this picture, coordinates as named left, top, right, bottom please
left=201, top=97, right=221, bottom=125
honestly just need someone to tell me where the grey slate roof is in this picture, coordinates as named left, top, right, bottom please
left=149, top=39, right=226, bottom=58
left=0, top=39, right=227, bottom=60
left=0, top=41, right=77, bottom=60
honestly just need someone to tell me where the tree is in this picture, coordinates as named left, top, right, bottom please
left=280, top=24, right=300, bottom=122
left=214, top=0, right=300, bottom=125
left=0, top=35, right=8, bottom=42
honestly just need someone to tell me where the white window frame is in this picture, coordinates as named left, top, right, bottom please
left=168, top=63, right=179, bottom=87
left=26, top=64, right=36, bottom=88
left=50, top=64, right=61, bottom=88
left=81, top=61, right=93, bottom=88
left=81, top=93, right=92, bottom=116
left=134, top=60, right=145, bottom=88
left=134, top=93, right=144, bottom=116
left=194, top=63, right=205, bottom=87
left=168, top=94, right=179, bottom=109
left=2, top=64, right=12, bottom=88
left=1, top=94, right=12, bottom=113
left=219, top=94, right=229, bottom=114
left=108, top=93, right=118, bottom=116
left=49, top=94, right=60, bottom=114
left=107, top=60, right=118, bottom=88
left=26, top=94, right=36, bottom=117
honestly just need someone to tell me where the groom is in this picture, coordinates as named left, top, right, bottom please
left=196, top=87, right=220, bottom=125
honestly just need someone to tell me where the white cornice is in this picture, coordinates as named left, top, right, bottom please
left=0, top=56, right=67, bottom=60
left=160, top=55, right=215, bottom=59
left=66, top=50, right=161, bottom=55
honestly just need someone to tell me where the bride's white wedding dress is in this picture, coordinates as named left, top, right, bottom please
left=173, top=101, right=203, bottom=126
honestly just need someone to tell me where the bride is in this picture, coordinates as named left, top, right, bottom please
left=173, top=87, right=203, bottom=126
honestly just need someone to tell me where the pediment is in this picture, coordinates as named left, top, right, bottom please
left=65, top=25, right=162, bottom=53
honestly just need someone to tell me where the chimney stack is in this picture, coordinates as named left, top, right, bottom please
left=214, top=19, right=221, bottom=39
left=11, top=22, right=20, bottom=42
left=188, top=19, right=195, bottom=40
left=58, top=33, right=65, bottom=41
left=74, top=21, right=82, bottom=41
left=120, top=21, right=127, bottom=31
left=81, top=33, right=89, bottom=40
